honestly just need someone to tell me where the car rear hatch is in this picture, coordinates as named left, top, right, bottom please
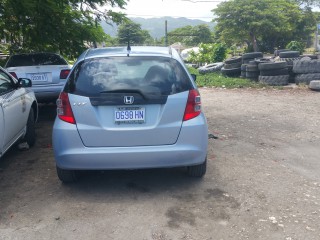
left=5, top=53, right=70, bottom=85
left=69, top=91, right=188, bottom=147
left=63, top=56, right=194, bottom=147
left=7, top=65, right=68, bottom=85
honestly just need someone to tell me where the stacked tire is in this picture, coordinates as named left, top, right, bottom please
left=258, top=61, right=289, bottom=86
left=221, top=56, right=242, bottom=77
left=277, top=51, right=300, bottom=83
left=242, top=52, right=263, bottom=64
left=245, top=61, right=259, bottom=81
left=241, top=52, right=264, bottom=81
left=293, top=59, right=320, bottom=85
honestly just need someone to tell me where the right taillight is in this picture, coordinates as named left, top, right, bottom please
left=60, top=69, right=70, bottom=79
left=183, top=89, right=201, bottom=121
left=56, top=92, right=76, bottom=124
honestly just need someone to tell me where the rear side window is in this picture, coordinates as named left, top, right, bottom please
left=65, top=56, right=192, bottom=97
left=5, top=53, right=68, bottom=67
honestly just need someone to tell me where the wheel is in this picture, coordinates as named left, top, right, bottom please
left=56, top=166, right=78, bottom=183
left=187, top=159, right=207, bottom=177
left=260, top=68, right=289, bottom=76
left=23, top=108, right=36, bottom=147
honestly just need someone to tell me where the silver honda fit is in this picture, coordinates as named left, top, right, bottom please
left=52, top=46, right=208, bottom=183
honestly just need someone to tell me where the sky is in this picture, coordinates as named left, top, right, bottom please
left=111, top=0, right=223, bottom=22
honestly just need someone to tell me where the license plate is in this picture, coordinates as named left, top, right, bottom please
left=30, top=73, right=48, bottom=82
left=115, top=107, right=145, bottom=124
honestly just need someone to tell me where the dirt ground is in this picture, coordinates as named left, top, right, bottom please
left=0, top=87, right=320, bottom=240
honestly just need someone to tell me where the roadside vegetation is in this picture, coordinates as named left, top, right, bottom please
left=187, top=67, right=268, bottom=89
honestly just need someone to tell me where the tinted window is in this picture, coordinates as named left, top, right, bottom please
left=6, top=53, right=68, bottom=67
left=65, top=56, right=192, bottom=97
left=0, top=69, right=14, bottom=94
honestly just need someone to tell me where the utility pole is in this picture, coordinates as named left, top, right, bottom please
left=165, top=20, right=168, bottom=47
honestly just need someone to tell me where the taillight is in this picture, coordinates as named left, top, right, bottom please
left=9, top=72, right=18, bottom=79
left=60, top=69, right=70, bottom=79
left=57, top=92, right=76, bottom=124
left=183, top=89, right=201, bottom=121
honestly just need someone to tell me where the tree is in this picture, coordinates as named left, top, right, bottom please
left=167, top=24, right=213, bottom=46
left=213, top=0, right=315, bottom=52
left=0, top=0, right=127, bottom=58
left=117, top=20, right=152, bottom=45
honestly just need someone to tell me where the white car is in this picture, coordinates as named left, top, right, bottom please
left=0, top=66, right=38, bottom=158
left=5, top=52, right=71, bottom=103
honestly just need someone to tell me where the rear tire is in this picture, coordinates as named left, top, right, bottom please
left=56, top=166, right=77, bottom=183
left=23, top=108, right=36, bottom=147
left=187, top=158, right=207, bottom=177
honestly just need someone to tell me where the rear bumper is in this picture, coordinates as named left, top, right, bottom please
left=52, top=115, right=208, bottom=170
left=32, top=83, right=65, bottom=102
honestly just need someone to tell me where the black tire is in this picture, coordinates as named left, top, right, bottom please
left=241, top=64, right=248, bottom=71
left=187, top=159, right=207, bottom=177
left=258, top=61, right=287, bottom=71
left=56, top=166, right=78, bottom=183
left=221, top=67, right=241, bottom=77
left=224, top=62, right=241, bottom=69
left=278, top=57, right=300, bottom=66
left=224, top=56, right=242, bottom=64
left=295, top=73, right=320, bottom=84
left=246, top=65, right=259, bottom=72
left=259, top=75, right=289, bottom=86
left=260, top=68, right=289, bottom=76
left=23, top=108, right=36, bottom=147
left=293, top=60, right=320, bottom=74
left=254, top=58, right=272, bottom=64
left=279, top=51, right=300, bottom=58
left=242, top=52, right=263, bottom=60
left=246, top=71, right=259, bottom=78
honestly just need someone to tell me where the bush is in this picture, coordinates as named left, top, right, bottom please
left=286, top=41, right=305, bottom=54
left=187, top=43, right=227, bottom=64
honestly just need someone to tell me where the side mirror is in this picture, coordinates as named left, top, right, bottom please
left=18, top=78, right=32, bottom=88
left=191, top=74, right=197, bottom=82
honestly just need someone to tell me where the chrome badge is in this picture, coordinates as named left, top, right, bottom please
left=124, top=96, right=134, bottom=104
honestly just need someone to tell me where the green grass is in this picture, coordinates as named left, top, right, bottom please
left=188, top=67, right=268, bottom=89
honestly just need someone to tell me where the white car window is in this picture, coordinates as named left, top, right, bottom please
left=0, top=71, right=14, bottom=94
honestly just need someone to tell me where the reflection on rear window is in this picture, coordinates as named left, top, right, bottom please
left=5, top=53, right=68, bottom=67
left=65, top=56, right=192, bottom=96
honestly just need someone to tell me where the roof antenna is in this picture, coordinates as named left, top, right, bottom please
left=127, top=41, right=131, bottom=57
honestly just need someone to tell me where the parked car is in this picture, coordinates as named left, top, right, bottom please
left=0, top=66, right=38, bottom=158
left=5, top=52, right=71, bottom=103
left=52, top=46, right=208, bottom=183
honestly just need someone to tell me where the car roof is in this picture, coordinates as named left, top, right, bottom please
left=81, top=46, right=180, bottom=60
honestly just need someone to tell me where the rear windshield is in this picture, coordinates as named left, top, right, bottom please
left=5, top=53, right=68, bottom=67
left=65, top=56, right=193, bottom=96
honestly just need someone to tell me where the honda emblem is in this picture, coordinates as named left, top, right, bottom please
left=124, top=96, right=134, bottom=104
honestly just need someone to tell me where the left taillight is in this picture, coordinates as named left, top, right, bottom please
left=183, top=89, right=202, bottom=121
left=9, top=72, right=18, bottom=79
left=57, top=92, right=76, bottom=124
left=60, top=69, right=70, bottom=79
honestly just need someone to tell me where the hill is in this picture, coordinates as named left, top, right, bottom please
left=101, top=17, right=216, bottom=39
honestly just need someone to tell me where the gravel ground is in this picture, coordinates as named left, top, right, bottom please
left=0, top=87, right=319, bottom=240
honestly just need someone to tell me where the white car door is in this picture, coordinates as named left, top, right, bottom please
left=0, top=99, right=4, bottom=154
left=0, top=70, right=27, bottom=152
